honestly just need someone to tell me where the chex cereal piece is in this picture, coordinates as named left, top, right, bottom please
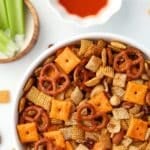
left=127, top=118, right=148, bottom=141
left=96, top=66, right=114, bottom=78
left=113, top=73, right=127, bottom=88
left=71, top=126, right=85, bottom=143
left=124, top=82, right=148, bottom=105
left=26, top=86, right=51, bottom=111
left=50, top=99, right=72, bottom=121
left=65, top=141, right=73, bottom=150
left=17, top=122, right=39, bottom=143
left=43, top=130, right=65, bottom=148
left=0, top=90, right=10, bottom=103
left=79, top=40, right=93, bottom=56
left=112, top=108, right=129, bottom=120
left=55, top=47, right=81, bottom=74
left=111, top=86, right=125, bottom=98
left=85, top=55, right=102, bottom=72
left=71, top=86, right=83, bottom=105
left=88, top=92, right=112, bottom=113
left=60, top=127, right=72, bottom=140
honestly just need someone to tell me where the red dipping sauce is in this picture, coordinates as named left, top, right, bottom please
left=58, top=0, right=108, bottom=17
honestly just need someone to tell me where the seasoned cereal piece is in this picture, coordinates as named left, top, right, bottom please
left=112, top=108, right=129, bottom=120
left=55, top=47, right=81, bottom=74
left=113, top=73, right=127, bottom=88
left=79, top=40, right=93, bottom=56
left=127, top=118, right=148, bottom=141
left=112, top=86, right=125, bottom=98
left=26, top=86, right=51, bottom=111
left=71, top=126, right=85, bottom=143
left=0, top=90, right=10, bottom=103
left=85, top=55, right=101, bottom=72
left=50, top=99, right=72, bottom=121
left=88, top=92, right=112, bottom=113
left=43, top=130, right=65, bottom=148
left=124, top=82, right=148, bottom=105
left=17, top=123, right=39, bottom=143
left=96, top=66, right=114, bottom=78
left=60, top=127, right=72, bottom=140
left=71, top=87, right=83, bottom=105
left=112, top=145, right=127, bottom=150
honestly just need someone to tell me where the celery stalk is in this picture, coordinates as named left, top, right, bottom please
left=0, top=30, right=19, bottom=57
left=5, top=0, right=25, bottom=38
left=0, top=0, right=9, bottom=30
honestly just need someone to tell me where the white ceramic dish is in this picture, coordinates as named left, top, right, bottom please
left=48, top=0, right=122, bottom=26
left=12, top=33, right=149, bottom=149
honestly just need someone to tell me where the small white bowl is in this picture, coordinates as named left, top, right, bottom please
left=48, top=0, right=122, bottom=26
left=12, top=33, right=149, bottom=149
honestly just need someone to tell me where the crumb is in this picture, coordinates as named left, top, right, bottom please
left=0, top=90, right=10, bottom=103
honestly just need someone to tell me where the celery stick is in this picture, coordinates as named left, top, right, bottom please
left=0, top=30, right=19, bottom=57
left=0, top=0, right=9, bottom=30
left=5, top=0, right=25, bottom=38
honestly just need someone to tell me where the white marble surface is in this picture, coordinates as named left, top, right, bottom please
left=0, top=0, right=150, bottom=149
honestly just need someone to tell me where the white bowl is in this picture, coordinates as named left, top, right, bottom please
left=48, top=0, right=122, bottom=26
left=12, top=33, right=149, bottom=149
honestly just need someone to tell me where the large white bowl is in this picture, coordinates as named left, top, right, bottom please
left=48, top=0, right=122, bottom=26
left=12, top=33, right=149, bottom=149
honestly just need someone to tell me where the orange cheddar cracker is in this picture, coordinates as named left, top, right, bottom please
left=50, top=99, right=72, bottom=121
left=55, top=47, right=81, bottom=74
left=43, top=130, right=65, bottom=148
left=17, top=122, right=39, bottom=143
left=127, top=118, right=148, bottom=141
left=124, top=82, right=148, bottom=105
left=88, top=92, right=112, bottom=113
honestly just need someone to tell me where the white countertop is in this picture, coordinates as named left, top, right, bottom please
left=0, top=0, right=150, bottom=149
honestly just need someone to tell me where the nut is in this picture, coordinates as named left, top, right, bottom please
left=122, top=102, right=134, bottom=109
left=90, top=84, right=105, bottom=98
left=110, top=95, right=121, bottom=106
left=112, top=130, right=125, bottom=145
left=110, top=41, right=127, bottom=49
left=23, top=78, right=34, bottom=92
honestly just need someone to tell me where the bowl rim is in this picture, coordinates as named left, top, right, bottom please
left=0, top=0, right=40, bottom=64
left=48, top=0, right=122, bottom=26
left=12, top=32, right=150, bottom=148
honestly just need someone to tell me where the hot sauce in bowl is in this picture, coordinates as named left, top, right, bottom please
left=58, top=0, right=108, bottom=17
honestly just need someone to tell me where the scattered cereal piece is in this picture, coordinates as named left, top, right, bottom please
left=122, top=137, right=133, bottom=147
left=113, top=73, right=127, bottom=88
left=55, top=47, right=81, bottom=74
left=127, top=118, right=148, bottom=141
left=111, top=86, right=125, bottom=98
left=85, top=55, right=102, bottom=72
left=50, top=99, right=72, bottom=121
left=17, top=123, right=39, bottom=143
left=88, top=92, right=112, bottom=113
left=124, top=82, right=148, bottom=105
left=112, top=108, right=129, bottom=120
left=43, top=130, right=65, bottom=148
left=0, top=90, right=10, bottom=103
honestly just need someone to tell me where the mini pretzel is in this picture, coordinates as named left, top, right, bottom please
left=74, top=59, right=95, bottom=91
left=39, top=63, right=70, bottom=96
left=114, top=48, right=144, bottom=79
left=34, top=138, right=53, bottom=150
left=76, top=103, right=109, bottom=131
left=92, top=112, right=109, bottom=130
left=22, top=105, right=49, bottom=132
